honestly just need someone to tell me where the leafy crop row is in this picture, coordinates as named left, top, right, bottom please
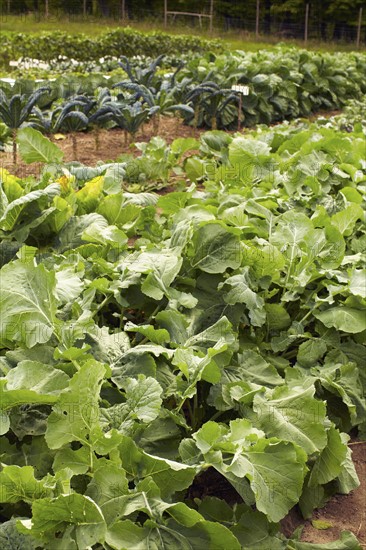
left=0, top=118, right=365, bottom=548
left=1, top=29, right=222, bottom=67
left=1, top=49, right=366, bottom=158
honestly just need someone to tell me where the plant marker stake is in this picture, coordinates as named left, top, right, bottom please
left=231, top=85, right=249, bottom=131
left=238, top=93, right=242, bottom=132
left=210, top=0, right=214, bottom=33
left=304, top=3, right=309, bottom=45
left=357, top=7, right=363, bottom=49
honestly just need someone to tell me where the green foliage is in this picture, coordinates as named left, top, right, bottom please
left=17, top=127, right=64, bottom=164
left=0, top=122, right=10, bottom=150
left=0, top=87, right=49, bottom=131
left=1, top=28, right=222, bottom=67
left=0, top=119, right=365, bottom=548
left=2, top=48, right=366, bottom=137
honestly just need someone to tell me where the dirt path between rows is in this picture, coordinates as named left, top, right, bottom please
left=0, top=110, right=342, bottom=178
left=282, top=441, right=366, bottom=547
left=0, top=117, right=206, bottom=178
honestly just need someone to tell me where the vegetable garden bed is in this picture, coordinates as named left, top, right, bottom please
left=0, top=109, right=365, bottom=548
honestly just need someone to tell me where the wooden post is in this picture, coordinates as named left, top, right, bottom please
left=45, top=0, right=49, bottom=18
left=356, top=7, right=363, bottom=49
left=164, top=0, right=167, bottom=28
left=256, top=0, right=260, bottom=38
left=121, top=0, right=126, bottom=20
left=209, top=0, right=214, bottom=33
left=304, top=3, right=309, bottom=45
left=7, top=0, right=10, bottom=14
left=83, top=0, right=87, bottom=17
left=237, top=93, right=242, bottom=132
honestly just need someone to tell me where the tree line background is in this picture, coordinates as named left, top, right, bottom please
left=2, top=0, right=365, bottom=43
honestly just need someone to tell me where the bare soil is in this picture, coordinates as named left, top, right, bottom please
left=0, top=111, right=342, bottom=178
left=294, top=441, right=366, bottom=548
left=0, top=117, right=208, bottom=178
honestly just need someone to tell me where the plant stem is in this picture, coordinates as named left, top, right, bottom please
left=92, top=295, right=112, bottom=318
left=12, top=129, right=17, bottom=165
left=95, top=126, right=100, bottom=152
left=186, top=399, right=195, bottom=429
left=89, top=446, right=95, bottom=473
left=175, top=113, right=180, bottom=133
left=146, top=303, right=163, bottom=324
left=153, top=114, right=160, bottom=135
left=193, top=105, right=200, bottom=136
left=210, top=410, right=225, bottom=422
left=72, top=133, right=78, bottom=160
left=237, top=93, right=242, bottom=131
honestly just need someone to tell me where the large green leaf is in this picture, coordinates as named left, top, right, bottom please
left=106, top=516, right=241, bottom=550
left=253, top=385, right=327, bottom=455
left=230, top=507, right=285, bottom=550
left=85, top=462, right=129, bottom=525
left=6, top=360, right=69, bottom=395
left=349, top=269, right=366, bottom=299
left=218, top=267, right=266, bottom=326
left=17, top=127, right=64, bottom=164
left=237, top=350, right=284, bottom=386
left=0, top=465, right=51, bottom=504
left=191, top=222, right=242, bottom=274
left=314, top=307, right=366, bottom=334
left=0, top=262, right=57, bottom=348
left=0, top=183, right=60, bottom=232
left=45, top=360, right=106, bottom=450
left=0, top=361, right=69, bottom=433
left=101, top=375, right=163, bottom=433
left=308, top=427, right=348, bottom=486
left=119, top=249, right=183, bottom=300
left=331, top=205, right=363, bottom=237
left=191, top=419, right=307, bottom=522
left=118, top=436, right=197, bottom=498
left=18, top=494, right=106, bottom=549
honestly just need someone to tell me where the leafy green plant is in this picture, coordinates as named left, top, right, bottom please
left=1, top=29, right=222, bottom=67
left=118, top=54, right=166, bottom=88
left=0, top=86, right=49, bottom=164
left=110, top=101, right=159, bottom=144
left=0, top=119, right=365, bottom=549
left=114, top=81, right=194, bottom=134
left=185, top=81, right=239, bottom=129
left=17, top=127, right=64, bottom=164
left=2, top=48, right=366, bottom=140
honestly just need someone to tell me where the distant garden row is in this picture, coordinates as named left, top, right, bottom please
left=1, top=28, right=222, bottom=67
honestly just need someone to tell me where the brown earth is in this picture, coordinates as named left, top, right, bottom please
left=0, top=116, right=209, bottom=178
left=0, top=109, right=342, bottom=178
left=284, top=441, right=366, bottom=547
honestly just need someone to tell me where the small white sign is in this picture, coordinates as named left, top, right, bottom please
left=231, top=85, right=250, bottom=95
